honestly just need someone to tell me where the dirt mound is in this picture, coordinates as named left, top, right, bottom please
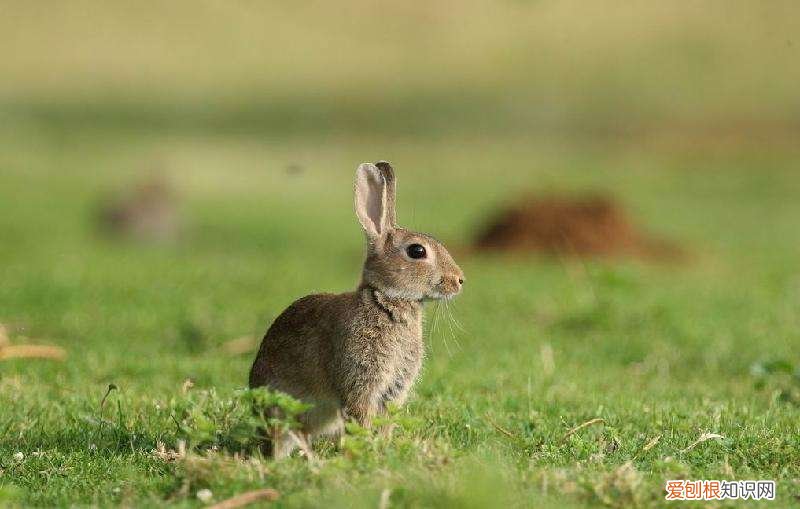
left=473, top=194, right=679, bottom=259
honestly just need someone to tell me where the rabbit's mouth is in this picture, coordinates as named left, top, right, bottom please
left=427, top=292, right=455, bottom=301
left=428, top=277, right=463, bottom=300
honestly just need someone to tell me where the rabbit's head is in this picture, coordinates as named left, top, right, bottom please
left=355, top=161, right=464, bottom=301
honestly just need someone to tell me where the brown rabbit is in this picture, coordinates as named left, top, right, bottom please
left=249, top=161, right=464, bottom=458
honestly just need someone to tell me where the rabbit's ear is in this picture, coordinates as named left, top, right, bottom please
left=355, top=163, right=393, bottom=240
left=374, top=161, right=397, bottom=228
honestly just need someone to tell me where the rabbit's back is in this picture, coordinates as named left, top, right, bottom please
left=249, top=293, right=347, bottom=399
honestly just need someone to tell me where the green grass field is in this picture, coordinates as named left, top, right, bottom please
left=2, top=1, right=800, bottom=507
left=1, top=124, right=798, bottom=507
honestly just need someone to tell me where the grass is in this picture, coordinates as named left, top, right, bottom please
left=1, top=1, right=800, bottom=506
left=0, top=122, right=799, bottom=507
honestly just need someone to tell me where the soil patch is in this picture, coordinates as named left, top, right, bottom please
left=473, top=194, right=681, bottom=259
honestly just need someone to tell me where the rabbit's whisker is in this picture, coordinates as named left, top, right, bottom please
left=444, top=298, right=466, bottom=333
left=442, top=298, right=463, bottom=352
left=431, top=301, right=442, bottom=338
left=434, top=300, right=453, bottom=356
left=430, top=301, right=447, bottom=354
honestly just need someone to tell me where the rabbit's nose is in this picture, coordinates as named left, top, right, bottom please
left=447, top=275, right=464, bottom=294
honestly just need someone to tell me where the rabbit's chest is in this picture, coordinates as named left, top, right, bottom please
left=376, top=323, right=424, bottom=406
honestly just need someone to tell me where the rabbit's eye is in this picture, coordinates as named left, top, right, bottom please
left=406, top=244, right=427, bottom=259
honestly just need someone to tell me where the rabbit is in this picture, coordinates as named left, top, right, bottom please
left=96, top=177, right=179, bottom=243
left=249, top=161, right=464, bottom=458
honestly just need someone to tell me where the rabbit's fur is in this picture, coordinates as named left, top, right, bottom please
left=249, top=161, right=463, bottom=458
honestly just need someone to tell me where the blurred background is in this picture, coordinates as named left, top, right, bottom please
left=1, top=0, right=799, bottom=382
left=2, top=1, right=799, bottom=136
